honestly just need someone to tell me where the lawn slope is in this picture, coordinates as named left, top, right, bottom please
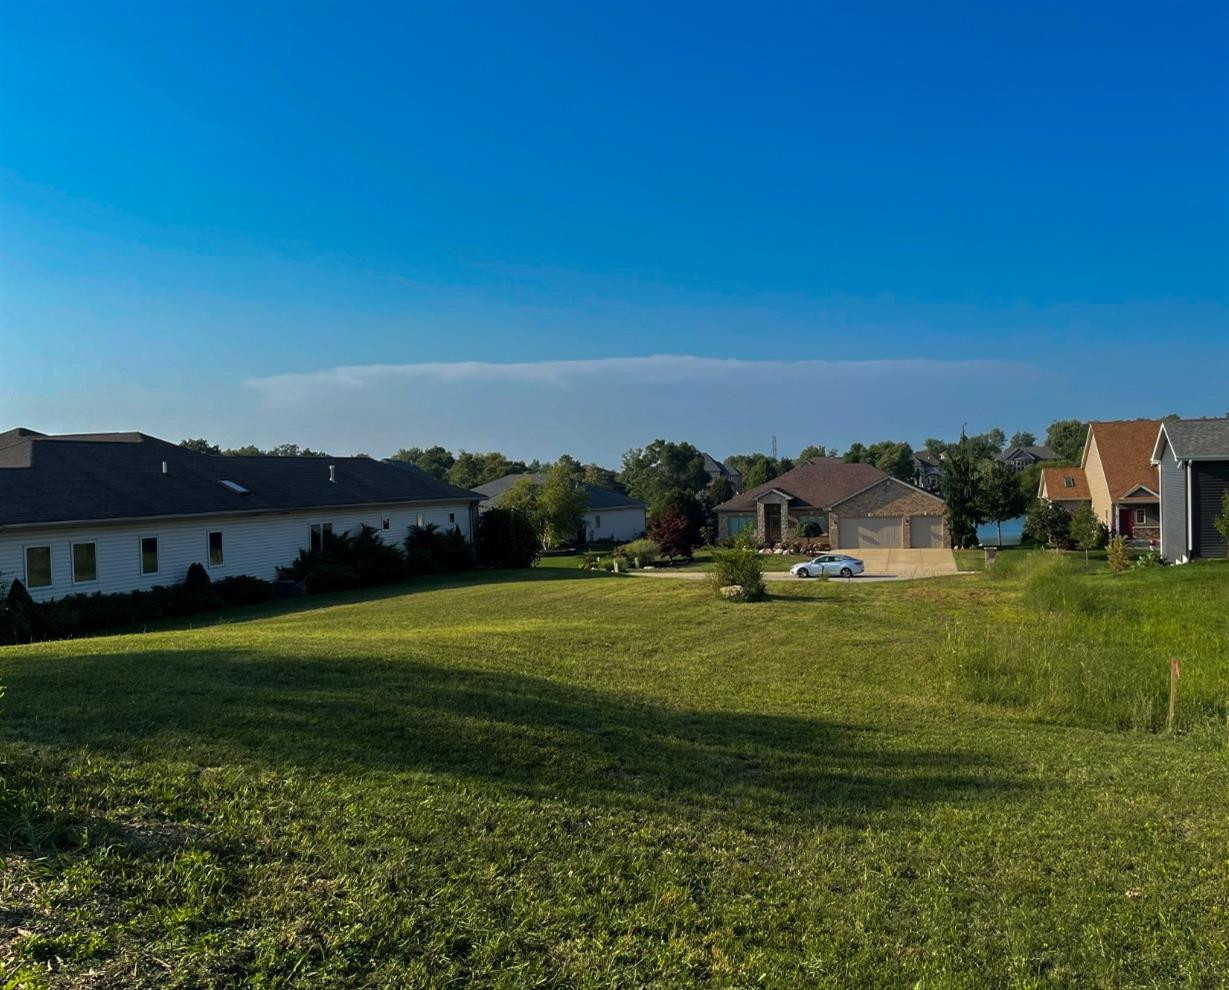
left=1, top=567, right=1227, bottom=988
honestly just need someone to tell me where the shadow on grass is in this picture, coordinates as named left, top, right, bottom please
left=105, top=565, right=618, bottom=635
left=0, top=646, right=1025, bottom=829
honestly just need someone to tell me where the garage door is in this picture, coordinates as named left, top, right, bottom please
left=839, top=516, right=901, bottom=548
left=909, top=515, right=945, bottom=548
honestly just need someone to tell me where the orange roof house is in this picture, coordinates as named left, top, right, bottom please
left=1038, top=466, right=1090, bottom=504
left=1039, top=419, right=1160, bottom=542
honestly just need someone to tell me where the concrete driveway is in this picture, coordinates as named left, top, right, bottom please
left=627, top=547, right=959, bottom=583
left=830, top=547, right=958, bottom=579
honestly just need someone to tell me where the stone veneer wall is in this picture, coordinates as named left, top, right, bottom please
left=828, top=479, right=948, bottom=548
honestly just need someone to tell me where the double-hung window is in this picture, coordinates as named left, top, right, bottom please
left=1135, top=508, right=1147, bottom=525
left=208, top=530, right=224, bottom=566
left=25, top=545, right=52, bottom=588
left=72, top=542, right=97, bottom=583
left=309, top=522, right=333, bottom=552
left=141, top=537, right=159, bottom=575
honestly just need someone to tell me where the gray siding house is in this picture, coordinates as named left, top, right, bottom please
left=1151, top=417, right=1229, bottom=562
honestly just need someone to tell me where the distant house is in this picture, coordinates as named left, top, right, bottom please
left=473, top=473, right=647, bottom=543
left=1037, top=466, right=1091, bottom=512
left=997, top=444, right=1058, bottom=472
left=913, top=450, right=944, bottom=493
left=700, top=452, right=742, bottom=492
left=1151, top=417, right=1229, bottom=562
left=0, top=428, right=481, bottom=603
left=1037, top=419, right=1160, bottom=543
left=713, top=458, right=948, bottom=548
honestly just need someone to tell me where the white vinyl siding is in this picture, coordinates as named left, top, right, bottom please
left=584, top=507, right=646, bottom=542
left=0, top=500, right=475, bottom=603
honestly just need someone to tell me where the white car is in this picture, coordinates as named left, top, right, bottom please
left=790, top=554, right=865, bottom=578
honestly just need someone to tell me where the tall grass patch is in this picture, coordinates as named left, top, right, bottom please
left=941, top=559, right=1229, bottom=737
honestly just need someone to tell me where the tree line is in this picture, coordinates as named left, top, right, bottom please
left=179, top=418, right=1096, bottom=552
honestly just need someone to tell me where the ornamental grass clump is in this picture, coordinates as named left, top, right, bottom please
left=709, top=539, right=765, bottom=602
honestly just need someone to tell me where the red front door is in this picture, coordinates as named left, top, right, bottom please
left=1118, top=507, right=1134, bottom=537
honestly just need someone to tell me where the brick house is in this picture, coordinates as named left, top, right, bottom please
left=714, top=458, right=948, bottom=548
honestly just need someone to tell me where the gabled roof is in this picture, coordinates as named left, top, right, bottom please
left=1085, top=419, right=1161, bottom=501
left=1039, top=466, right=1090, bottom=501
left=473, top=472, right=646, bottom=511
left=0, top=430, right=481, bottom=528
left=998, top=445, right=1056, bottom=463
left=1151, top=417, right=1229, bottom=463
left=913, top=450, right=942, bottom=467
left=700, top=451, right=741, bottom=481
left=714, top=458, right=901, bottom=512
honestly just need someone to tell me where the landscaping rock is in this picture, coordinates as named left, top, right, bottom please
left=718, top=584, right=744, bottom=599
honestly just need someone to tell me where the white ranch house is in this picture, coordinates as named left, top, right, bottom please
left=473, top=472, right=647, bottom=543
left=0, top=428, right=482, bottom=602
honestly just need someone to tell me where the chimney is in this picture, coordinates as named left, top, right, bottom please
left=328, top=464, right=336, bottom=483
left=161, top=460, right=168, bottom=475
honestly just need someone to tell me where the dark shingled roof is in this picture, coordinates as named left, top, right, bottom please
left=1156, top=417, right=1229, bottom=460
left=714, top=458, right=925, bottom=512
left=998, top=445, right=1057, bottom=463
left=0, top=429, right=481, bottom=528
left=700, top=451, right=741, bottom=481
left=473, top=473, right=646, bottom=511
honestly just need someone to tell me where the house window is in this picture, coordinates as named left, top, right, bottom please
left=1135, top=508, right=1147, bottom=525
left=208, top=530, right=224, bottom=566
left=448, top=512, right=455, bottom=525
left=416, top=512, right=425, bottom=528
left=380, top=516, right=390, bottom=531
left=24, top=545, right=52, bottom=588
left=1063, top=477, right=1076, bottom=488
left=309, top=522, right=333, bottom=553
left=72, top=542, right=97, bottom=583
left=141, top=537, right=159, bottom=575
left=727, top=516, right=755, bottom=536
left=594, top=514, right=601, bottom=529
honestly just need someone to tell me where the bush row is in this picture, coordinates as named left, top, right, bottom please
left=0, top=521, right=497, bottom=644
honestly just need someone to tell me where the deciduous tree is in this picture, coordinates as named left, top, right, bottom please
left=648, top=490, right=706, bottom=558
left=1045, top=419, right=1088, bottom=464
left=977, top=460, right=1028, bottom=546
left=1069, top=504, right=1106, bottom=564
left=390, top=445, right=455, bottom=480
left=620, top=441, right=710, bottom=505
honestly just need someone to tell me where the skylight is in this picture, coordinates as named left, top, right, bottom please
left=1063, top=477, right=1076, bottom=488
left=219, top=480, right=251, bottom=495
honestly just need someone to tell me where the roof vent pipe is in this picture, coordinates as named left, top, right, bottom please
left=161, top=460, right=168, bottom=475
left=329, top=464, right=336, bottom=483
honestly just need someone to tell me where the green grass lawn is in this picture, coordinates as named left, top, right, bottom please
left=2, top=563, right=1227, bottom=987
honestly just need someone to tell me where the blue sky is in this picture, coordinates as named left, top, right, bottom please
left=1, top=2, right=1226, bottom=464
